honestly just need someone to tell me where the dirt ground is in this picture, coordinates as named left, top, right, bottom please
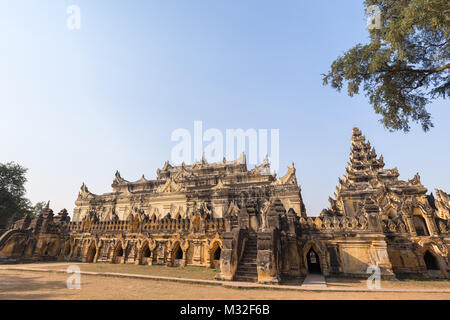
left=326, top=277, right=450, bottom=290
left=20, top=262, right=220, bottom=280
left=0, top=269, right=449, bottom=300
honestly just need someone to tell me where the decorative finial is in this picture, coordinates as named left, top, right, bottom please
left=201, top=152, right=207, bottom=164
left=81, top=182, right=89, bottom=193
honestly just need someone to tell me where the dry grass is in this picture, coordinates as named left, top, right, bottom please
left=25, top=262, right=220, bottom=280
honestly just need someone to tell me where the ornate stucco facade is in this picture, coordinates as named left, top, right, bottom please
left=1, top=128, right=449, bottom=282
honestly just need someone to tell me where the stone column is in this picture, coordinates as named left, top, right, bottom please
left=192, top=241, right=202, bottom=265
left=256, top=229, right=280, bottom=284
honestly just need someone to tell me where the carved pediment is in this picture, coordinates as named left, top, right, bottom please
left=250, top=155, right=271, bottom=175
left=212, top=177, right=229, bottom=190
left=408, top=172, right=422, bottom=186
left=162, top=161, right=172, bottom=171
left=156, top=178, right=184, bottom=193
left=273, top=163, right=297, bottom=185
left=77, top=183, right=95, bottom=200
left=113, top=171, right=127, bottom=185
left=174, top=165, right=195, bottom=180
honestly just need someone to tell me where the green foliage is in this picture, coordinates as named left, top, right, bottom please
left=0, top=162, right=35, bottom=228
left=323, top=0, right=449, bottom=132
left=31, top=201, right=47, bottom=218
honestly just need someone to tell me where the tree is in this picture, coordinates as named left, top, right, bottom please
left=323, top=0, right=449, bottom=132
left=31, top=201, right=47, bottom=218
left=0, top=162, right=33, bottom=228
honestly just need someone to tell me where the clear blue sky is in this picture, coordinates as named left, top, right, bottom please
left=1, top=1, right=449, bottom=217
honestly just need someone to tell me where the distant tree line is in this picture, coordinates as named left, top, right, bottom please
left=0, top=162, right=45, bottom=229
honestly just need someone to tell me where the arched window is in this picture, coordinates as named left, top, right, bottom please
left=117, top=247, right=123, bottom=257
left=413, top=216, right=429, bottom=236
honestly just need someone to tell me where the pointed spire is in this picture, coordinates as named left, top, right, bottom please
left=162, top=160, right=171, bottom=170
left=201, top=152, right=208, bottom=164
left=81, top=182, right=89, bottom=193
left=238, top=152, right=246, bottom=164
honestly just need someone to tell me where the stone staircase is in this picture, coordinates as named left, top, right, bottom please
left=234, top=235, right=258, bottom=282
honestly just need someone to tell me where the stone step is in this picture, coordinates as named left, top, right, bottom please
left=237, top=266, right=257, bottom=272
left=234, top=273, right=258, bottom=278
left=234, top=274, right=258, bottom=282
left=236, top=268, right=256, bottom=272
left=240, top=256, right=256, bottom=263
left=234, top=275, right=258, bottom=282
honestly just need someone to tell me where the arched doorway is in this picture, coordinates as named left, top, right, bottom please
left=211, top=244, right=221, bottom=268
left=114, top=244, right=124, bottom=264
left=424, top=251, right=439, bottom=270
left=63, top=243, right=71, bottom=258
left=307, top=248, right=321, bottom=274
left=413, top=215, right=429, bottom=236
left=174, top=245, right=183, bottom=260
left=86, top=244, right=97, bottom=263
left=171, top=243, right=183, bottom=266
left=214, top=247, right=221, bottom=260
left=141, top=244, right=152, bottom=265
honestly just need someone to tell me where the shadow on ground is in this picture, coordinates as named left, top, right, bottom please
left=0, top=272, right=69, bottom=299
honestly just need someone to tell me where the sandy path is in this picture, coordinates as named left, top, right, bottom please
left=1, top=270, right=449, bottom=300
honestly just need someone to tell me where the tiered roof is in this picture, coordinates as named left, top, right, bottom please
left=323, top=127, right=427, bottom=217
left=77, top=153, right=300, bottom=199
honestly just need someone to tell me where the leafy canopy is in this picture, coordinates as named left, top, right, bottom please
left=323, top=0, right=449, bottom=132
left=0, top=162, right=42, bottom=229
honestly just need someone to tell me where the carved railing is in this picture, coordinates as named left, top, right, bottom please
left=219, top=227, right=248, bottom=281
left=297, top=215, right=370, bottom=231
left=70, top=217, right=227, bottom=235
